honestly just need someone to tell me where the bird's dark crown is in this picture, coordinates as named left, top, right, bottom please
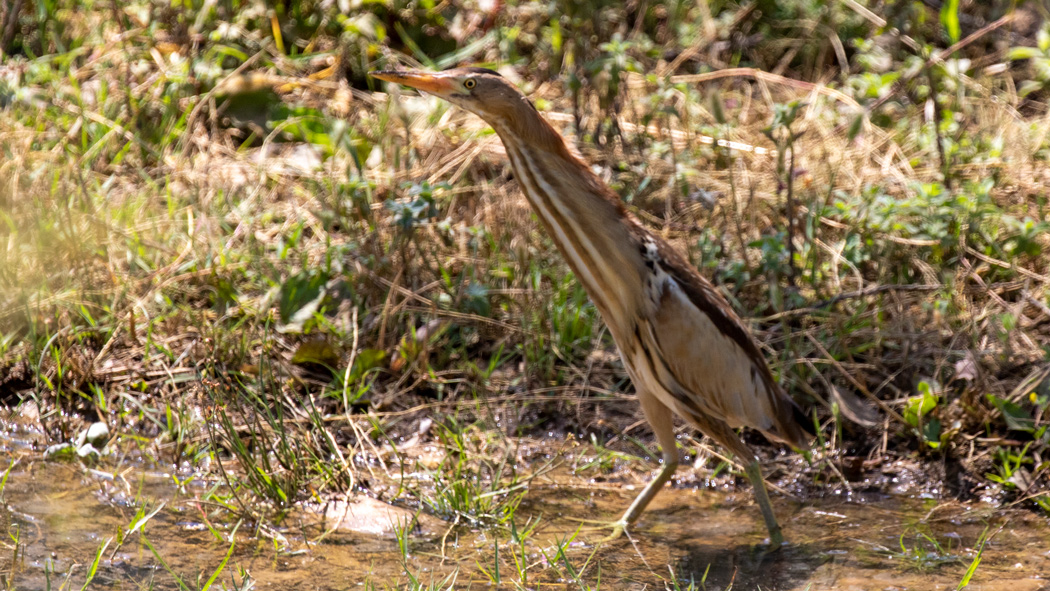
left=458, top=67, right=502, bottom=77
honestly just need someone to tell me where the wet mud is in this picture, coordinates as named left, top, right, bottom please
left=0, top=455, right=1047, bottom=590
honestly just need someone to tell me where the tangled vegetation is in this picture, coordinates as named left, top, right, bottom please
left=0, top=0, right=1048, bottom=586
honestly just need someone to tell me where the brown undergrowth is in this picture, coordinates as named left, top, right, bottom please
left=0, top=1, right=1048, bottom=532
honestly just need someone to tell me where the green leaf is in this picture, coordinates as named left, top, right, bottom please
left=1007, top=47, right=1041, bottom=61
left=940, top=0, right=960, bottom=44
left=904, top=382, right=938, bottom=427
left=709, top=89, right=727, bottom=125
left=767, top=100, right=806, bottom=132
left=346, top=349, right=388, bottom=384
left=291, top=340, right=341, bottom=368
left=986, top=394, right=1035, bottom=433
left=922, top=418, right=942, bottom=449
left=79, top=536, right=113, bottom=591
left=1000, top=313, right=1017, bottom=332
left=1018, top=79, right=1045, bottom=97
left=278, top=270, right=329, bottom=332
left=956, top=527, right=990, bottom=590
left=463, top=282, right=491, bottom=316
left=847, top=112, right=865, bottom=141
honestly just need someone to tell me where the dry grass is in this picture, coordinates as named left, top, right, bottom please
left=0, top=0, right=1048, bottom=532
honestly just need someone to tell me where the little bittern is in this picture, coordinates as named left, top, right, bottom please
left=371, top=67, right=810, bottom=545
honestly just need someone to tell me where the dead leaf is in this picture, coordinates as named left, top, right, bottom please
left=954, top=352, right=979, bottom=382
left=830, top=385, right=881, bottom=427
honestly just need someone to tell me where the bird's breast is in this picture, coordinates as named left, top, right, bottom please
left=614, top=241, right=782, bottom=433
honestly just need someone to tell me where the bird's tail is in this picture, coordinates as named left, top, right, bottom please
left=768, top=393, right=816, bottom=451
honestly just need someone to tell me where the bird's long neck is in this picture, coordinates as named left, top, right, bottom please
left=490, top=115, right=644, bottom=335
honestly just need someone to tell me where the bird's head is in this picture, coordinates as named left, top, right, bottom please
left=370, top=67, right=534, bottom=130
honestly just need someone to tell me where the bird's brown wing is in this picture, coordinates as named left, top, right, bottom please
left=646, top=243, right=810, bottom=449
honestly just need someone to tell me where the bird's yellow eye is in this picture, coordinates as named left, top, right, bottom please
left=464, top=78, right=477, bottom=89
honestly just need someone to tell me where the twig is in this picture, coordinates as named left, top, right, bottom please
left=765, top=284, right=944, bottom=319
left=926, top=63, right=952, bottom=191
left=656, top=0, right=751, bottom=76
left=837, top=0, right=920, bottom=52
left=805, top=333, right=908, bottom=426
left=1023, top=291, right=1050, bottom=321
left=726, top=158, right=754, bottom=279
left=545, top=110, right=776, bottom=156
left=53, top=98, right=168, bottom=166
left=862, top=13, right=1018, bottom=117
left=659, top=67, right=863, bottom=111
left=1, top=0, right=24, bottom=54
left=965, top=247, right=1050, bottom=284
left=179, top=49, right=269, bottom=159
left=786, top=141, right=797, bottom=286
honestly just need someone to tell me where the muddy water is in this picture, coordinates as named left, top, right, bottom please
left=1, top=457, right=1048, bottom=590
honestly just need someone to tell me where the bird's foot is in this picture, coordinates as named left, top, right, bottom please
left=764, top=527, right=785, bottom=549
left=597, top=520, right=629, bottom=543
left=565, top=517, right=631, bottom=544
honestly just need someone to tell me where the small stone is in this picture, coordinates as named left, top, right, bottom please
left=85, top=422, right=109, bottom=447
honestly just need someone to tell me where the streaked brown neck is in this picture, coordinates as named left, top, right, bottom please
left=488, top=112, right=645, bottom=338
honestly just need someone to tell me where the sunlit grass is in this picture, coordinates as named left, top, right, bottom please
left=0, top=0, right=1048, bottom=588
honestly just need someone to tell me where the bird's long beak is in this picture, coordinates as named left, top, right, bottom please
left=370, top=69, right=454, bottom=95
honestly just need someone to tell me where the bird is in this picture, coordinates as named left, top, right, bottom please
left=370, top=66, right=811, bottom=545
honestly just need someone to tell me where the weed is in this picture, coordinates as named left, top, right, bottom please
left=869, top=526, right=966, bottom=572
left=408, top=419, right=533, bottom=528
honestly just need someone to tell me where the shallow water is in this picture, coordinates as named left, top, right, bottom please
left=1, top=453, right=1048, bottom=590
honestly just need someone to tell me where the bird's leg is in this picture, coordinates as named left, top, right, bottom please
left=597, top=392, right=679, bottom=542
left=744, top=460, right=784, bottom=547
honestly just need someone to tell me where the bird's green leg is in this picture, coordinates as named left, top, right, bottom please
left=590, top=392, right=678, bottom=542
left=600, top=453, right=678, bottom=541
left=744, top=460, right=784, bottom=547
